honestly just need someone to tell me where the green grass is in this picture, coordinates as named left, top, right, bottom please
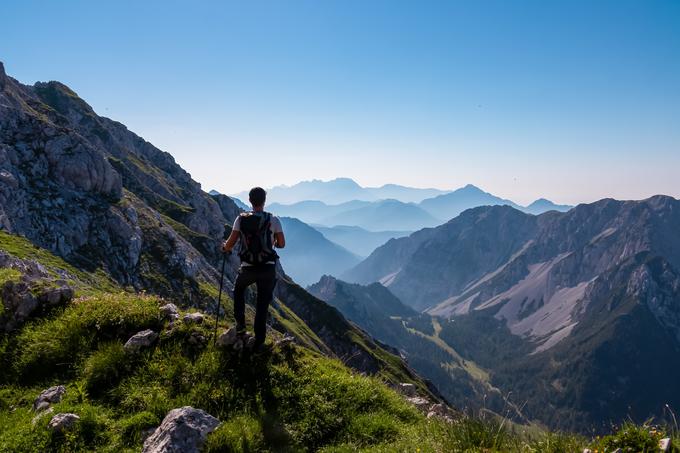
left=12, top=292, right=162, bottom=383
left=1, top=283, right=678, bottom=452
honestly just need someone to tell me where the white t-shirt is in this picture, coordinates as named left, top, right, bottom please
left=232, top=211, right=283, bottom=265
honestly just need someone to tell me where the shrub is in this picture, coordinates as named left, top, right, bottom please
left=81, top=342, right=129, bottom=396
left=204, top=415, right=266, bottom=453
left=118, top=411, right=160, bottom=446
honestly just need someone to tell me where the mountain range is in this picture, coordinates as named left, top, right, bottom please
left=343, top=197, right=680, bottom=430
left=267, top=184, right=572, bottom=233
left=235, top=178, right=448, bottom=204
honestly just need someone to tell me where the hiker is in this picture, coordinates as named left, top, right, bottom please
left=222, top=187, right=285, bottom=350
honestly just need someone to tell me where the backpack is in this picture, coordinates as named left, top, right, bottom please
left=238, top=212, right=278, bottom=265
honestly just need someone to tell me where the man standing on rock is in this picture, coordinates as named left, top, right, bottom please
left=222, top=187, right=285, bottom=350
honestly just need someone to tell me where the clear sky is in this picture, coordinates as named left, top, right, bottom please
left=2, top=0, right=679, bottom=205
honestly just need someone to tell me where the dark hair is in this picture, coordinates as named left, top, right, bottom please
left=249, top=187, right=267, bottom=207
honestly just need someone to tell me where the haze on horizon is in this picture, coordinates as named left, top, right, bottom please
left=2, top=0, right=679, bottom=205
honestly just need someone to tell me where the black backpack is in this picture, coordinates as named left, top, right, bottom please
left=238, top=212, right=278, bottom=265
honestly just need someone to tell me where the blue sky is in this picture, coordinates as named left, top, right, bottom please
left=2, top=0, right=679, bottom=204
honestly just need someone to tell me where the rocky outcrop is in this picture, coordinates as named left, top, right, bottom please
left=142, top=406, right=220, bottom=453
left=33, top=385, right=66, bottom=412
left=0, top=253, right=74, bottom=332
left=0, top=61, right=238, bottom=297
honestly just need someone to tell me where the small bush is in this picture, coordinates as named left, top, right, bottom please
left=81, top=342, right=129, bottom=396
left=593, top=421, right=668, bottom=452
left=204, top=415, right=266, bottom=453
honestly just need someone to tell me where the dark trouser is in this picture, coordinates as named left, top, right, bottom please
left=233, top=264, right=277, bottom=346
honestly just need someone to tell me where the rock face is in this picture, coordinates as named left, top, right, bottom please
left=48, top=413, right=80, bottom=431
left=33, top=385, right=66, bottom=411
left=124, top=329, right=158, bottom=353
left=0, top=61, right=240, bottom=299
left=142, top=406, right=220, bottom=453
left=0, top=251, right=74, bottom=332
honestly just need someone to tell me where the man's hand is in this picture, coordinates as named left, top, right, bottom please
left=222, top=230, right=240, bottom=254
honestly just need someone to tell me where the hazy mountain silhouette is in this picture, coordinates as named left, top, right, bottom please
left=235, top=178, right=447, bottom=205
left=523, top=198, right=572, bottom=215
left=268, top=200, right=372, bottom=224
left=276, top=217, right=361, bottom=286
left=418, top=184, right=521, bottom=221
left=320, top=199, right=441, bottom=232
left=313, top=225, right=411, bottom=258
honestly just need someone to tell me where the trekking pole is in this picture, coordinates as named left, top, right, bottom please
left=214, top=224, right=230, bottom=344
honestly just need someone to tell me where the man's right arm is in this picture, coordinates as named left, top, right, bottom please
left=222, top=230, right=240, bottom=253
left=222, top=217, right=241, bottom=253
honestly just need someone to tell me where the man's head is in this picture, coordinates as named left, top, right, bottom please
left=249, top=187, right=267, bottom=209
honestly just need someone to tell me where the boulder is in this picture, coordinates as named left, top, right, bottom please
left=160, top=303, right=179, bottom=320
left=397, top=383, right=417, bottom=397
left=216, top=327, right=238, bottom=347
left=183, top=312, right=205, bottom=325
left=660, top=438, right=671, bottom=452
left=38, top=286, right=74, bottom=306
left=33, top=385, right=66, bottom=411
left=124, top=329, right=158, bottom=353
left=48, top=413, right=80, bottom=432
left=142, top=406, right=220, bottom=453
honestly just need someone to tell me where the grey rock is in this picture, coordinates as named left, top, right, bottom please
left=160, top=303, right=179, bottom=320
left=216, top=327, right=238, bottom=347
left=48, top=413, right=80, bottom=432
left=397, top=383, right=417, bottom=397
left=142, top=406, right=220, bottom=453
left=38, top=286, right=74, bottom=306
left=182, top=312, right=205, bottom=325
left=34, top=385, right=66, bottom=411
left=124, top=329, right=158, bottom=353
